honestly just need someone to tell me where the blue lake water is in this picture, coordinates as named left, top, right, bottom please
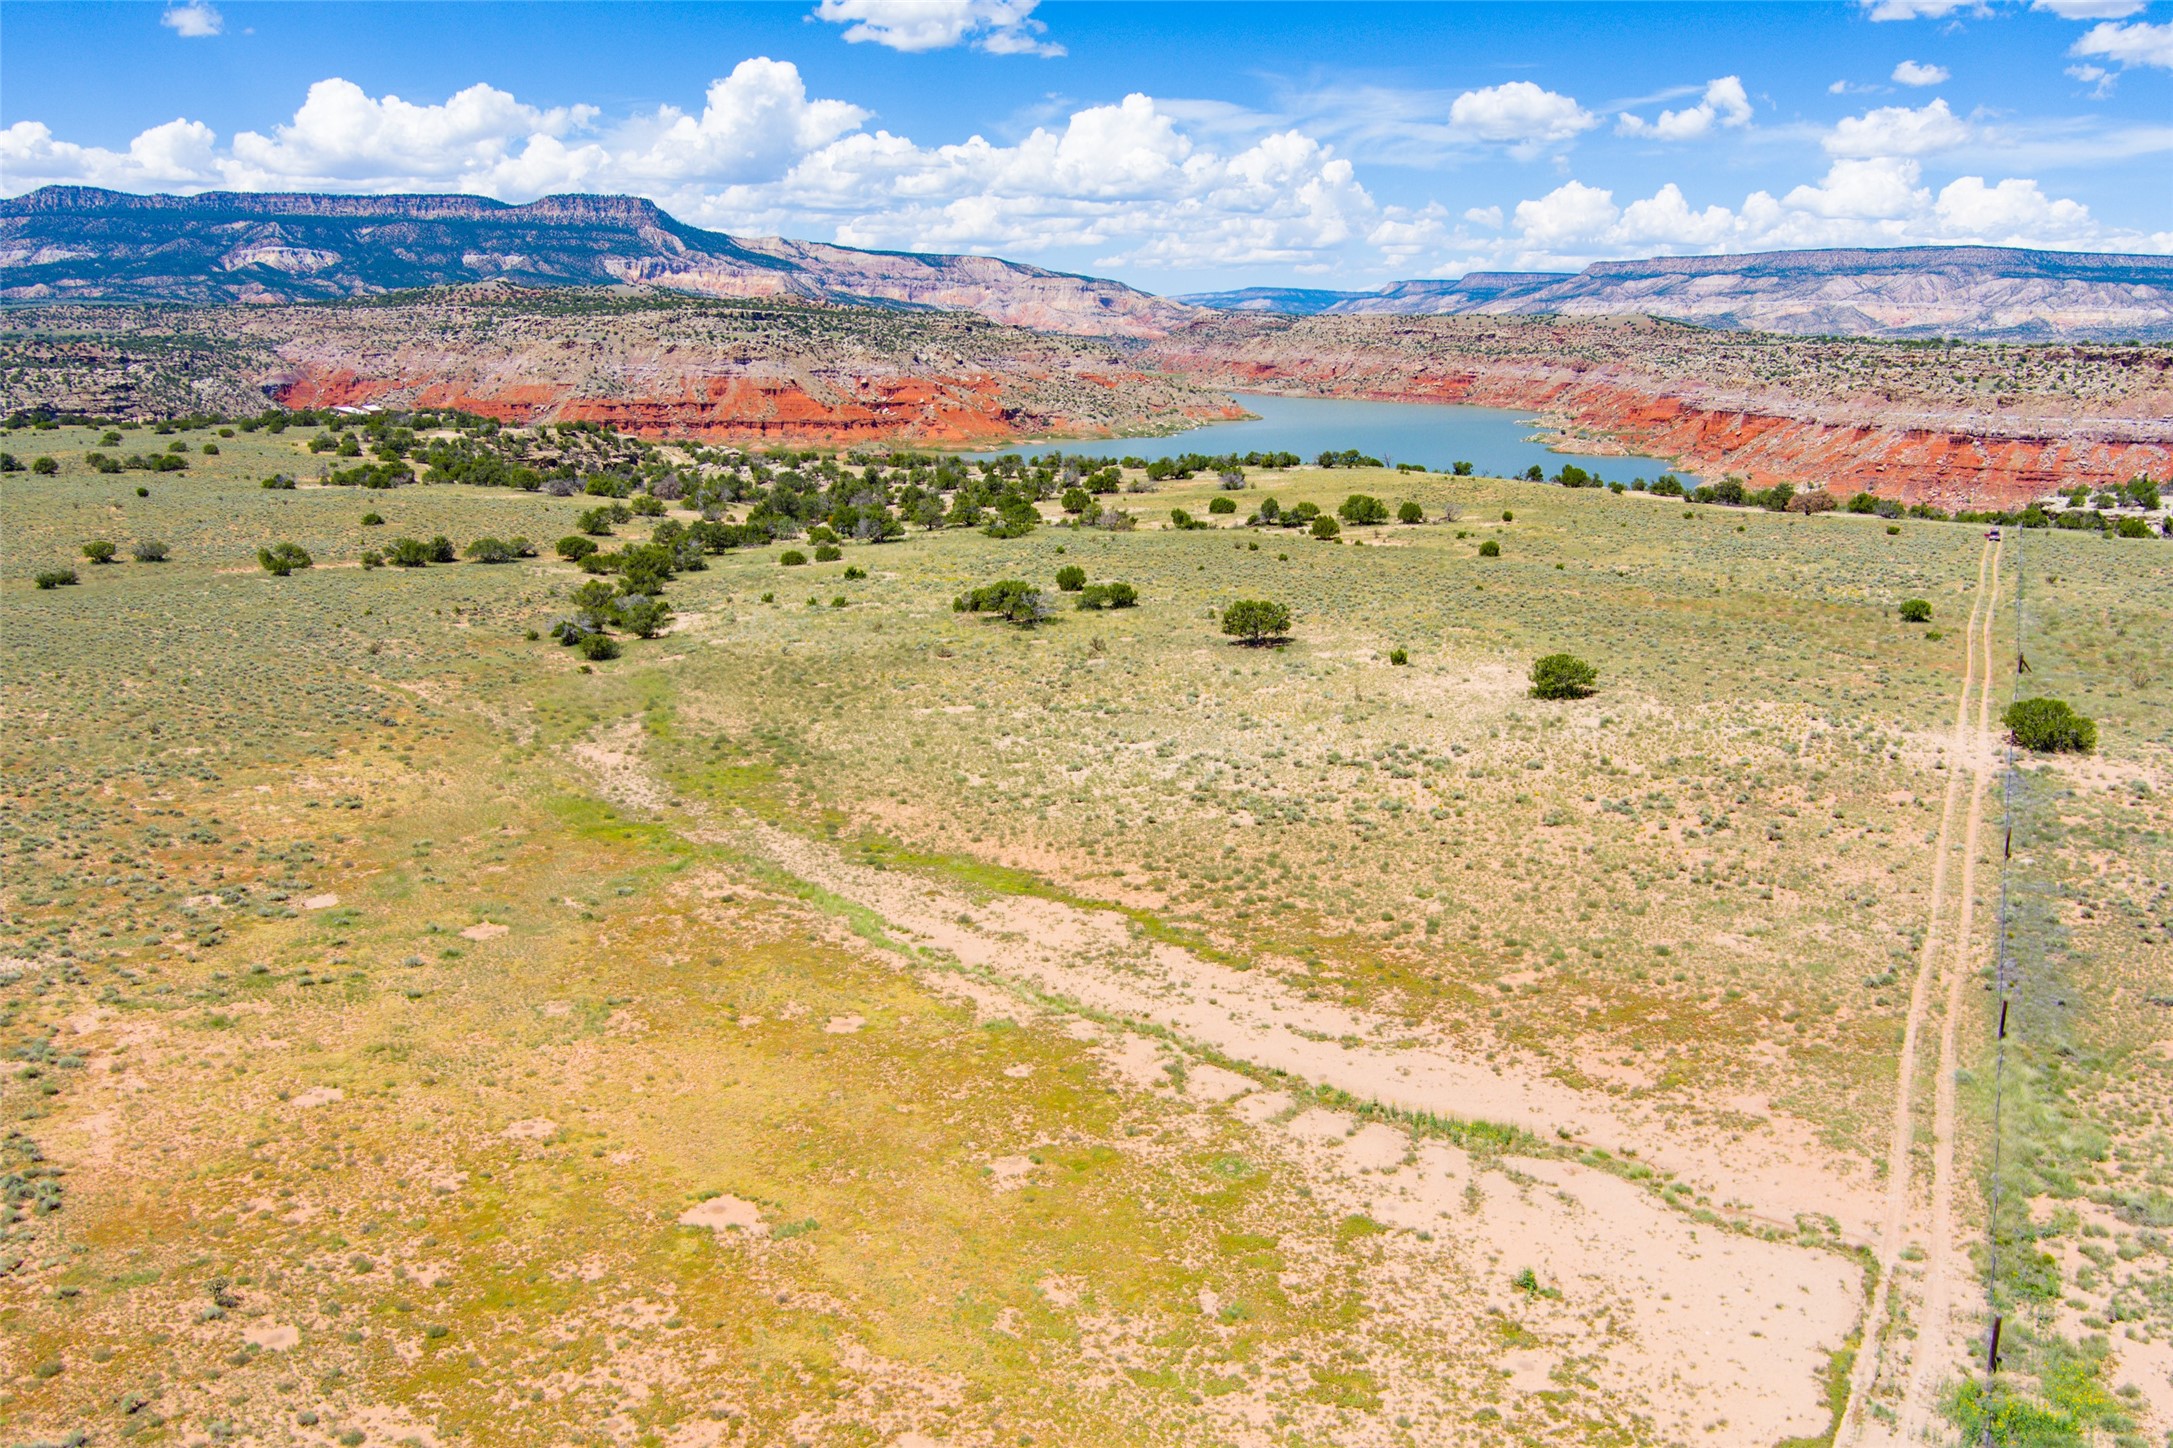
left=974, top=392, right=1690, bottom=485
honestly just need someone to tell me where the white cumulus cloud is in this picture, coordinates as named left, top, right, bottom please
left=1862, top=0, right=1976, bottom=20
left=1616, top=76, right=1753, bottom=140
left=2032, top=0, right=2145, bottom=19
left=2071, top=19, right=2173, bottom=70
left=1825, top=97, right=1972, bottom=157
left=1447, top=82, right=1597, bottom=154
left=160, top=1, right=223, bottom=38
left=1891, top=60, right=1950, bottom=86
left=812, top=0, right=1063, bottom=56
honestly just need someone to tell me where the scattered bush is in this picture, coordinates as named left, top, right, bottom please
left=1397, top=501, right=1424, bottom=524
left=555, top=535, right=597, bottom=561
left=577, top=507, right=615, bottom=536
left=1338, top=494, right=1388, bottom=526
left=131, top=539, right=169, bottom=563
left=1501, top=510, right=1514, bottom=522
left=428, top=535, right=456, bottom=563
left=1207, top=496, right=1237, bottom=515
left=614, top=595, right=673, bottom=639
left=1221, top=598, right=1292, bottom=645
left=1055, top=564, right=1087, bottom=592
left=813, top=544, right=843, bottom=562
left=1076, top=581, right=1138, bottom=610
left=2004, top=697, right=2096, bottom=754
left=955, top=579, right=1048, bottom=626
left=360, top=549, right=383, bottom=570
left=257, top=542, right=313, bottom=577
left=578, top=632, right=621, bottom=662
left=842, top=565, right=868, bottom=580
left=779, top=550, right=808, bottom=567
left=1898, top=598, right=1933, bottom=622
left=386, top=537, right=433, bottom=567
left=1529, top=653, right=1598, bottom=700
left=1310, top=515, right=1340, bottom=540
left=1478, top=539, right=1501, bottom=557
left=464, top=537, right=516, bottom=564
left=1389, top=647, right=1409, bottom=665
left=82, top=540, right=117, bottom=564
left=361, top=511, right=385, bottom=526
left=30, top=456, right=57, bottom=475
left=261, top=474, right=297, bottom=490
left=34, top=568, right=78, bottom=589
left=1060, top=487, right=1091, bottom=514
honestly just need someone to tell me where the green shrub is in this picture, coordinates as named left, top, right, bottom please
left=428, top=535, right=455, bottom=563
left=34, top=568, right=78, bottom=589
left=614, top=595, right=672, bottom=639
left=1478, top=539, right=1500, bottom=557
left=1529, top=653, right=1598, bottom=700
left=261, top=474, right=297, bottom=490
left=1397, top=501, right=1424, bottom=524
left=842, top=565, right=867, bottom=580
left=1076, top=581, right=1138, bottom=610
left=814, top=543, right=843, bottom=562
left=1207, top=496, right=1237, bottom=515
left=1221, top=599, right=1292, bottom=644
left=131, top=539, right=169, bottom=563
left=955, top=579, right=1047, bottom=625
left=577, top=507, right=615, bottom=537
left=1898, top=598, right=1932, bottom=622
left=257, top=542, right=313, bottom=577
left=578, top=632, right=621, bottom=661
left=1501, top=510, right=1514, bottom=522
left=1338, top=494, right=1388, bottom=525
left=1389, top=647, right=1409, bottom=665
left=1310, top=515, right=1340, bottom=539
left=82, top=540, right=117, bottom=564
left=464, top=538, right=515, bottom=564
left=2004, top=697, right=2096, bottom=754
left=30, top=456, right=57, bottom=475
left=361, top=511, right=385, bottom=526
left=360, top=549, right=383, bottom=570
left=1061, top=487, right=1091, bottom=514
left=1055, top=565, right=1087, bottom=592
left=386, top=537, right=432, bottom=567
left=779, top=550, right=808, bottom=567
left=556, top=535, right=597, bottom=561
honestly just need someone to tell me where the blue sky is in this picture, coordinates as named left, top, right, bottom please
left=4, top=1, right=2169, bottom=291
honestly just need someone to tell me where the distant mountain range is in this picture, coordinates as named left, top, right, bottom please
left=1181, top=248, right=2173, bottom=341
left=5, top=188, right=2171, bottom=342
left=0, top=186, right=1193, bottom=339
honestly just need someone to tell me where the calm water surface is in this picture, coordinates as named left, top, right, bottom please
left=975, top=392, right=1690, bottom=485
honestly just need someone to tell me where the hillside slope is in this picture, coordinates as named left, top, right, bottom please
left=1143, top=311, right=2173, bottom=506
left=0, top=289, right=1240, bottom=445
left=0, top=186, right=1197, bottom=339
left=1186, top=248, right=2173, bottom=341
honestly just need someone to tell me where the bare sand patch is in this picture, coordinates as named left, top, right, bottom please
left=1182, top=1063, right=1253, bottom=1101
left=678, top=1195, right=765, bottom=1235
left=459, top=921, right=509, bottom=941
left=244, top=1323, right=299, bottom=1351
left=502, top=1117, right=558, bottom=1141
left=985, top=1155, right=1035, bottom=1190
left=301, top=893, right=339, bottom=910
left=824, top=1014, right=866, bottom=1034
left=289, top=1086, right=343, bottom=1108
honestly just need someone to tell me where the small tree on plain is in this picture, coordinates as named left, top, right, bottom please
left=1339, top=494, right=1388, bottom=526
left=82, top=540, right=117, bottom=564
left=131, top=539, right=169, bottom=562
left=1529, top=653, right=1597, bottom=699
left=258, top=542, right=313, bottom=577
left=1397, top=501, right=1424, bottom=524
left=1056, top=565, right=1087, bottom=592
left=2004, top=698, right=2096, bottom=754
left=1222, top=599, right=1292, bottom=645
left=1898, top=599, right=1932, bottom=622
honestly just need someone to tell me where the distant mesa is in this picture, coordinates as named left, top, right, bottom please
left=0, top=185, right=1195, bottom=339
left=1180, top=247, right=2173, bottom=341
left=9, top=187, right=2172, bottom=342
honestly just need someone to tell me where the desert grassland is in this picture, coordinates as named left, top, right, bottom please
left=1947, top=525, right=2173, bottom=1445
left=2, top=420, right=2168, bottom=1447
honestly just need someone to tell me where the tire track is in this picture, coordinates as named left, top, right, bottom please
left=1839, top=537, right=1996, bottom=1447
left=1902, top=534, right=2003, bottom=1440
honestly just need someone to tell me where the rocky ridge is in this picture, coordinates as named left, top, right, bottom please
left=1184, top=248, right=2173, bottom=342
left=0, top=291, right=1240, bottom=445
left=0, top=187, right=1196, bottom=339
left=1143, top=313, right=2173, bottom=506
